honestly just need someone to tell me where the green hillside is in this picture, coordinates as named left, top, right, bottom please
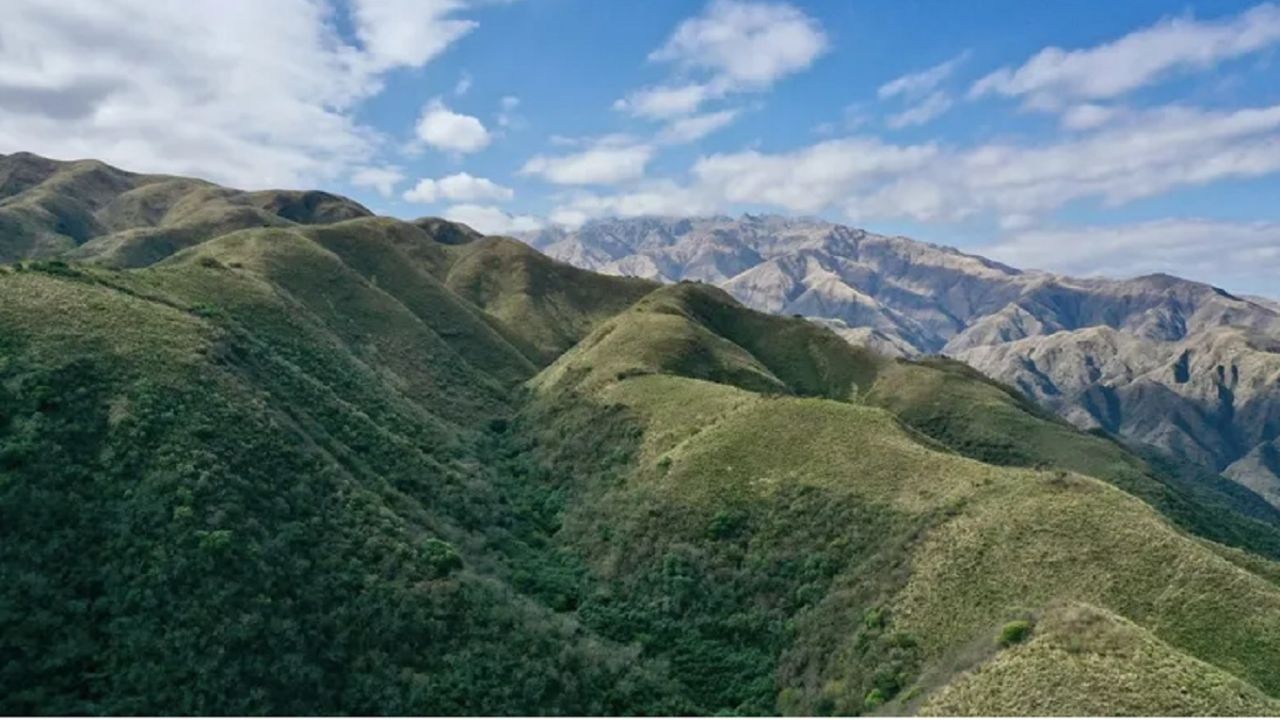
left=865, top=357, right=1280, bottom=560
left=4, top=154, right=1280, bottom=716
left=443, top=236, right=658, bottom=362
left=0, top=152, right=369, bottom=267
left=525, top=293, right=1280, bottom=714
left=921, top=603, right=1280, bottom=716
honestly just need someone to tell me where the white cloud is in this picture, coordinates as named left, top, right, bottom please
left=587, top=102, right=1280, bottom=230
left=853, top=104, right=1280, bottom=224
left=878, top=51, right=970, bottom=99
left=971, top=3, right=1280, bottom=108
left=454, top=71, right=473, bottom=96
left=415, top=98, right=491, bottom=153
left=1059, top=103, right=1119, bottom=130
left=444, top=203, right=543, bottom=235
left=616, top=0, right=827, bottom=118
left=692, top=138, right=938, bottom=213
left=982, top=219, right=1280, bottom=294
left=886, top=91, right=953, bottom=128
left=549, top=181, right=719, bottom=227
left=403, top=172, right=514, bottom=203
left=521, top=141, right=654, bottom=185
left=351, top=165, right=405, bottom=197
left=496, top=95, right=522, bottom=128
left=652, top=0, right=828, bottom=87
left=614, top=83, right=713, bottom=119
left=547, top=208, right=592, bottom=229
left=659, top=109, right=740, bottom=143
left=350, top=0, right=477, bottom=70
left=0, top=0, right=479, bottom=188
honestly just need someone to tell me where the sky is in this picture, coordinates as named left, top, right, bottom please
left=2, top=1, right=1279, bottom=295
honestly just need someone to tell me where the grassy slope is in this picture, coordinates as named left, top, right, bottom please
left=6, top=237, right=1280, bottom=716
left=866, top=357, right=1280, bottom=560
left=443, top=236, right=658, bottom=363
left=6, top=157, right=1280, bottom=715
left=0, top=152, right=369, bottom=267
left=533, top=282, right=884, bottom=400
left=523, top=288, right=1280, bottom=715
left=922, top=602, right=1280, bottom=716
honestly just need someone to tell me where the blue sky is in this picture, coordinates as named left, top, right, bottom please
left=2, top=1, right=1279, bottom=294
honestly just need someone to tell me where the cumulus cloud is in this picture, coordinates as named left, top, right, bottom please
left=351, top=165, right=406, bottom=197
left=521, top=140, right=654, bottom=185
left=616, top=0, right=827, bottom=118
left=350, top=0, right=478, bottom=70
left=878, top=51, right=971, bottom=99
left=415, top=98, right=492, bottom=153
left=651, top=0, right=828, bottom=86
left=403, top=172, right=514, bottom=203
left=982, top=219, right=1280, bottom=294
left=0, top=0, right=480, bottom=188
left=971, top=3, right=1280, bottom=109
left=614, top=83, right=714, bottom=120
left=444, top=203, right=543, bottom=234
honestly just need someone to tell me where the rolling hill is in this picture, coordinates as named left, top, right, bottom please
left=3, top=154, right=1280, bottom=715
left=522, top=216, right=1280, bottom=508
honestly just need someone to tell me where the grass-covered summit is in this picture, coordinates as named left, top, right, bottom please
left=3, top=154, right=1280, bottom=716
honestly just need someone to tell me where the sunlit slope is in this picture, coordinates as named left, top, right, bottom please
left=525, top=289, right=1280, bottom=715
left=533, top=282, right=884, bottom=399
left=867, top=357, right=1280, bottom=559
left=921, top=602, right=1280, bottom=716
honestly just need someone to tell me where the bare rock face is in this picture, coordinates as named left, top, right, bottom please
left=1225, top=438, right=1280, bottom=508
left=521, top=215, right=1280, bottom=505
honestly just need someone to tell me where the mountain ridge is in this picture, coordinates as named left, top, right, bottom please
left=5, top=153, right=1280, bottom=715
left=521, top=215, right=1280, bottom=506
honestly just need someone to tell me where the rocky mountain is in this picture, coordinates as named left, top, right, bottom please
left=522, top=216, right=1280, bottom=506
left=7, top=154, right=1280, bottom=715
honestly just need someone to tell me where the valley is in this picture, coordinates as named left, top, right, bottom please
left=3, top=154, right=1280, bottom=714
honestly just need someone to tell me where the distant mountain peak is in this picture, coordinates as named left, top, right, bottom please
left=519, top=214, right=1280, bottom=508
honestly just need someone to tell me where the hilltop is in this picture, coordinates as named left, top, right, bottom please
left=522, top=216, right=1280, bottom=508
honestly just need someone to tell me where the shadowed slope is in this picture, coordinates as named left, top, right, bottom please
left=444, top=237, right=658, bottom=363
left=0, top=249, right=681, bottom=714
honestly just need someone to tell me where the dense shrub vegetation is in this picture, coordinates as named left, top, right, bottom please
left=3, top=216, right=1280, bottom=716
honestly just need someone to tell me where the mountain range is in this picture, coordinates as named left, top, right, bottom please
left=522, top=217, right=1280, bottom=508
left=4, top=152, right=1280, bottom=715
